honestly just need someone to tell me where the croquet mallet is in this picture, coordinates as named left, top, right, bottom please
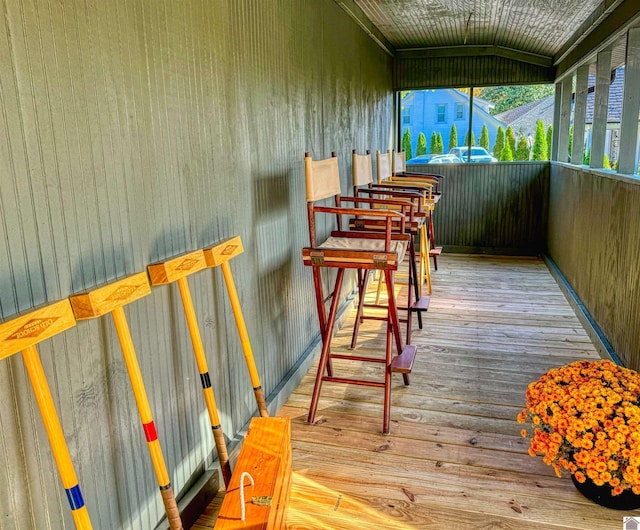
left=147, top=249, right=232, bottom=487
left=202, top=236, right=268, bottom=418
left=69, top=272, right=183, bottom=530
left=0, top=300, right=92, bottom=529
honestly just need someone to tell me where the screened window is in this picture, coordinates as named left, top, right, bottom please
left=400, top=85, right=554, bottom=163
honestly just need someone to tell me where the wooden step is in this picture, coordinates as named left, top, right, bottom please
left=390, top=344, right=418, bottom=374
left=430, top=247, right=443, bottom=256
left=410, top=295, right=430, bottom=312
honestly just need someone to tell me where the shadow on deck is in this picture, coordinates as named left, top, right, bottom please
left=195, top=254, right=633, bottom=529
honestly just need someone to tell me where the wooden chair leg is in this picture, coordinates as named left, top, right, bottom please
left=384, top=270, right=403, bottom=356
left=421, top=224, right=432, bottom=295
left=350, top=269, right=370, bottom=349
left=312, top=267, right=333, bottom=377
left=408, top=240, right=422, bottom=331
left=308, top=268, right=345, bottom=424
left=429, top=213, right=438, bottom=271
left=383, top=319, right=393, bottom=435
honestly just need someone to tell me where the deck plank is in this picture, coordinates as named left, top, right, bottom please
left=193, top=254, right=635, bottom=529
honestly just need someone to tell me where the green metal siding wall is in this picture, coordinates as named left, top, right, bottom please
left=0, top=1, right=393, bottom=528
left=412, top=162, right=549, bottom=252
left=548, top=164, right=640, bottom=371
left=395, top=56, right=555, bottom=90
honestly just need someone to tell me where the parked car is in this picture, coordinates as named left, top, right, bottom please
left=448, top=146, right=498, bottom=163
left=428, top=154, right=462, bottom=164
left=406, top=154, right=433, bottom=165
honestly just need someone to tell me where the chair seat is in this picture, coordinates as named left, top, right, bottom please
left=302, top=236, right=408, bottom=269
left=319, top=236, right=408, bottom=263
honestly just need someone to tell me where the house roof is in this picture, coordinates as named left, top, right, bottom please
left=496, top=66, right=631, bottom=134
left=585, top=67, right=625, bottom=124
left=494, top=96, right=556, bottom=137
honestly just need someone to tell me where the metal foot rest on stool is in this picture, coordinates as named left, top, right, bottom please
left=214, top=417, right=292, bottom=529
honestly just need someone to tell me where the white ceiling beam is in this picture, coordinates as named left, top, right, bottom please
left=396, top=45, right=553, bottom=68
left=554, top=0, right=623, bottom=66
left=334, top=0, right=395, bottom=57
left=555, top=0, right=640, bottom=81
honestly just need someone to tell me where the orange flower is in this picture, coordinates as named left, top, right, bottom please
left=518, top=359, right=640, bottom=493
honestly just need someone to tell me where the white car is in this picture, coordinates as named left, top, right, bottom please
left=428, top=154, right=462, bottom=164
left=448, top=146, right=498, bottom=163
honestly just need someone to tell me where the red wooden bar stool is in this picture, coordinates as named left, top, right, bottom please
left=302, top=151, right=417, bottom=434
left=349, top=149, right=430, bottom=349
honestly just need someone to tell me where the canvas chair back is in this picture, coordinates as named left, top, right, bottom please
left=352, top=151, right=373, bottom=188
left=392, top=150, right=406, bottom=175
left=305, top=155, right=341, bottom=202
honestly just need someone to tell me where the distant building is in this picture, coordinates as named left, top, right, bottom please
left=497, top=66, right=640, bottom=169
left=494, top=96, right=555, bottom=146
left=401, top=89, right=506, bottom=156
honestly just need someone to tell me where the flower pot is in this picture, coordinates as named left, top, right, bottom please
left=571, top=474, right=640, bottom=510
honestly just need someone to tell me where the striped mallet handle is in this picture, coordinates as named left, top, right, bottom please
left=0, top=300, right=92, bottom=528
left=22, top=345, right=92, bottom=529
left=176, top=277, right=232, bottom=486
left=220, top=261, right=268, bottom=417
left=111, top=307, right=183, bottom=530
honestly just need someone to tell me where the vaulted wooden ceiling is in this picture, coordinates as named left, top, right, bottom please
left=338, top=0, right=640, bottom=77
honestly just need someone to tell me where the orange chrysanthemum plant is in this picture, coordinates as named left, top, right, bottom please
left=517, top=359, right=640, bottom=496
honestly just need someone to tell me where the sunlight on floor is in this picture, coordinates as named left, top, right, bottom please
left=286, top=472, right=417, bottom=530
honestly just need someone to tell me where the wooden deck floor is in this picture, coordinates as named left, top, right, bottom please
left=194, top=255, right=636, bottom=529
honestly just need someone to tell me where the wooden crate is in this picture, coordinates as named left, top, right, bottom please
left=214, top=417, right=291, bottom=529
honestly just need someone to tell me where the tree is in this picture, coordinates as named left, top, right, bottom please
left=568, top=125, right=574, bottom=158
left=500, top=142, right=514, bottom=161
left=546, top=125, right=553, bottom=159
left=448, top=124, right=458, bottom=152
left=479, top=124, right=489, bottom=151
left=585, top=150, right=612, bottom=169
left=532, top=120, right=548, bottom=161
left=515, top=136, right=530, bottom=161
left=402, top=128, right=412, bottom=160
left=436, top=132, right=444, bottom=154
left=429, top=131, right=437, bottom=154
left=463, top=130, right=475, bottom=147
left=416, top=132, right=427, bottom=156
left=506, top=126, right=516, bottom=155
left=493, top=126, right=505, bottom=158
left=476, top=85, right=555, bottom=115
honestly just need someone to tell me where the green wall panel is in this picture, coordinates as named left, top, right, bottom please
left=548, top=164, right=640, bottom=372
left=0, top=1, right=393, bottom=528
